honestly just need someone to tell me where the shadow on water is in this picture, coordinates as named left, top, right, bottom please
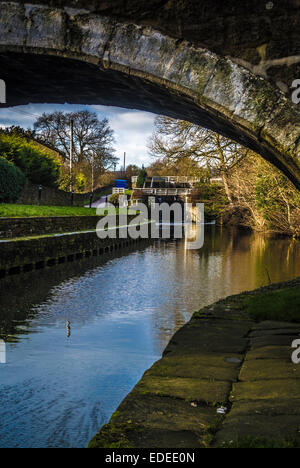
left=0, top=240, right=152, bottom=342
left=0, top=226, right=299, bottom=448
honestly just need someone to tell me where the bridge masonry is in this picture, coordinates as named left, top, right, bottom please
left=2, top=0, right=300, bottom=93
left=0, top=2, right=299, bottom=188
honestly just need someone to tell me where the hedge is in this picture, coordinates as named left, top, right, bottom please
left=0, top=157, right=26, bottom=202
left=0, top=133, right=61, bottom=188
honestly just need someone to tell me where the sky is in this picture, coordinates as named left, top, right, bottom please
left=0, top=103, right=156, bottom=169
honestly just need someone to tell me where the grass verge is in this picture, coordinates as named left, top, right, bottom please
left=243, top=287, right=300, bottom=323
left=0, top=204, right=97, bottom=217
left=0, top=204, right=137, bottom=218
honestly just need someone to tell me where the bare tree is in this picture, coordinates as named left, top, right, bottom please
left=229, top=152, right=300, bottom=236
left=34, top=110, right=118, bottom=171
left=148, top=116, right=249, bottom=201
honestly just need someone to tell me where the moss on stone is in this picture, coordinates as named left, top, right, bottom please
left=149, top=353, right=242, bottom=381
left=111, top=393, right=216, bottom=433
left=88, top=278, right=300, bottom=449
left=88, top=422, right=135, bottom=449
left=231, top=379, right=300, bottom=402
left=239, top=359, right=300, bottom=381
left=245, top=345, right=290, bottom=361
left=163, top=320, right=249, bottom=356
left=135, top=375, right=231, bottom=405
left=218, top=436, right=300, bottom=448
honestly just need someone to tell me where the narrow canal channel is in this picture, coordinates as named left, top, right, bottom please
left=0, top=226, right=299, bottom=448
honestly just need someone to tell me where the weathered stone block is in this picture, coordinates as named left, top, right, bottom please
left=135, top=375, right=231, bottom=405
left=239, top=359, right=300, bottom=381
left=231, top=379, right=300, bottom=401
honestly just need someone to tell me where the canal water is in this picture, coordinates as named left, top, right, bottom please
left=0, top=226, right=299, bottom=448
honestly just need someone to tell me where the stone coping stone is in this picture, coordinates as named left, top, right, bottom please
left=163, top=320, right=250, bottom=356
left=148, top=353, right=243, bottom=381
left=245, top=346, right=291, bottom=361
left=223, top=399, right=300, bottom=417
left=192, top=306, right=252, bottom=322
left=111, top=393, right=216, bottom=432
left=134, top=375, right=231, bottom=405
left=230, top=379, right=300, bottom=401
left=239, top=359, right=300, bottom=381
left=249, top=328, right=300, bottom=338
left=89, top=278, right=300, bottom=448
left=127, top=428, right=204, bottom=449
left=165, top=332, right=248, bottom=355
left=215, top=399, right=300, bottom=445
left=251, top=321, right=300, bottom=330
left=215, top=415, right=300, bottom=444
left=250, top=335, right=299, bottom=349
left=90, top=423, right=205, bottom=449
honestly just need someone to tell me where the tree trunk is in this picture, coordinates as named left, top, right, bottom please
left=222, top=172, right=233, bottom=204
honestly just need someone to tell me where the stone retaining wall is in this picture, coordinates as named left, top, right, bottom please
left=0, top=228, right=149, bottom=279
left=0, top=215, right=136, bottom=239
left=16, top=180, right=111, bottom=207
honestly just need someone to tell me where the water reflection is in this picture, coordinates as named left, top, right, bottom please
left=0, top=241, right=150, bottom=343
left=66, top=321, right=71, bottom=339
left=0, top=227, right=299, bottom=448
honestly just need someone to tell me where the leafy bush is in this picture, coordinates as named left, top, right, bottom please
left=0, top=157, right=25, bottom=202
left=59, top=170, right=87, bottom=193
left=109, top=193, right=122, bottom=206
left=228, top=152, right=300, bottom=236
left=0, top=133, right=61, bottom=188
left=192, top=182, right=228, bottom=220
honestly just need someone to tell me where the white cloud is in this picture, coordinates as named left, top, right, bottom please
left=0, top=103, right=156, bottom=168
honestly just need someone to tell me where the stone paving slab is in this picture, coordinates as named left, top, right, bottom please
left=231, top=379, right=300, bottom=401
left=110, top=393, right=216, bottom=432
left=250, top=335, right=297, bottom=349
left=245, top=346, right=291, bottom=361
left=224, top=398, right=300, bottom=416
left=127, top=428, right=204, bottom=449
left=192, top=306, right=252, bottom=323
left=251, top=321, right=300, bottom=330
left=189, top=319, right=252, bottom=331
left=250, top=328, right=300, bottom=338
left=89, top=279, right=300, bottom=448
left=164, top=322, right=249, bottom=356
left=135, top=375, right=232, bottom=405
left=215, top=413, right=300, bottom=445
left=90, top=423, right=205, bottom=449
left=215, top=399, right=300, bottom=445
left=239, top=359, right=300, bottom=381
left=148, top=353, right=243, bottom=381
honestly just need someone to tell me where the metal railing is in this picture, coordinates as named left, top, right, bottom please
left=131, top=176, right=202, bottom=184
left=112, top=188, right=126, bottom=194
left=139, top=188, right=192, bottom=196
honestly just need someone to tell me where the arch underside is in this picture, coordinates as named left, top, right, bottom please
left=0, top=2, right=299, bottom=188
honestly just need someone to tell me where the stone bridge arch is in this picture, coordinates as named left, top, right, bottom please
left=0, top=2, right=300, bottom=188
